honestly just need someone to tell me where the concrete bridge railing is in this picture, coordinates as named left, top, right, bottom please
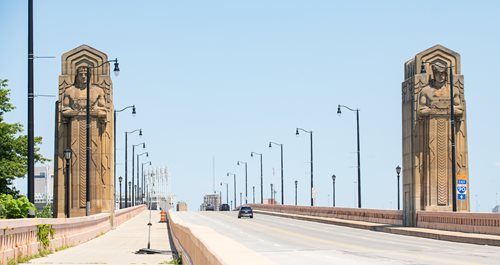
left=417, top=211, right=500, bottom=235
left=0, top=205, right=145, bottom=265
left=249, top=204, right=403, bottom=225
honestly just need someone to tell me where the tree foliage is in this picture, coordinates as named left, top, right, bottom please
left=0, top=79, right=47, bottom=197
left=0, top=194, right=36, bottom=219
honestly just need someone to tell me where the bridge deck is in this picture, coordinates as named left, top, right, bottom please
left=23, top=210, right=173, bottom=265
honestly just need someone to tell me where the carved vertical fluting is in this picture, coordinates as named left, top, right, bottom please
left=79, top=119, right=87, bottom=207
left=437, top=118, right=448, bottom=205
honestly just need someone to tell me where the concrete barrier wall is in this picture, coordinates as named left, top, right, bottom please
left=249, top=204, right=403, bottom=225
left=0, top=205, right=145, bottom=265
left=417, top=211, right=500, bottom=235
left=167, top=210, right=276, bottom=265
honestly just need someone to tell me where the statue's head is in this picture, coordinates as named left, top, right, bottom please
left=431, top=61, right=447, bottom=86
left=74, top=66, right=88, bottom=88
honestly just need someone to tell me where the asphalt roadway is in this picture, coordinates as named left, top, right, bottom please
left=173, top=211, right=500, bottom=265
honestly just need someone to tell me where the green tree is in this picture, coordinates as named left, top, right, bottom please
left=0, top=79, right=47, bottom=197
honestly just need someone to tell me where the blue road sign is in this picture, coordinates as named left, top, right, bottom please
left=457, top=186, right=467, bottom=193
left=457, top=179, right=467, bottom=184
left=458, top=194, right=466, bottom=200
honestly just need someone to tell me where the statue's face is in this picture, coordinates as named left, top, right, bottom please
left=434, top=69, right=446, bottom=83
left=76, top=68, right=87, bottom=85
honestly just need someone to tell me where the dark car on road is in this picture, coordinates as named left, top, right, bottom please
left=238, top=206, right=253, bottom=218
left=219, top=203, right=230, bottom=211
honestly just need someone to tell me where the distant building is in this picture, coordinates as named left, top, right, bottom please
left=177, top=202, right=188, bottom=211
left=492, top=205, right=500, bottom=213
left=34, top=166, right=53, bottom=210
left=200, top=193, right=220, bottom=211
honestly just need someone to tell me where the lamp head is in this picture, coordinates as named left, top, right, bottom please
left=237, top=161, right=240, bottom=166
left=149, top=162, right=151, bottom=166
left=251, top=152, right=253, bottom=157
left=268, top=142, right=272, bottom=148
left=132, top=105, right=136, bottom=116
left=396, top=165, right=401, bottom=175
left=420, top=62, right=426, bottom=74
left=119, top=176, right=123, bottom=182
left=113, top=59, right=120, bottom=77
left=332, top=174, right=336, bottom=181
left=64, top=148, right=72, bottom=160
left=337, top=105, right=342, bottom=116
left=296, top=128, right=299, bottom=135
left=146, top=152, right=149, bottom=157
left=142, top=143, right=146, bottom=148
left=294, top=180, right=298, bottom=185
left=227, top=172, right=229, bottom=176
left=139, top=129, right=143, bottom=136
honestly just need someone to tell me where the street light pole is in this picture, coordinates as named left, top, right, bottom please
left=227, top=172, right=236, bottom=209
left=132, top=142, right=145, bottom=206
left=396, top=165, right=401, bottom=210
left=64, top=148, right=72, bottom=217
left=294, top=180, right=298, bottom=206
left=114, top=105, right=135, bottom=209
left=84, top=59, right=119, bottom=216
left=124, top=129, right=141, bottom=208
left=142, top=161, right=151, bottom=204
left=118, top=176, right=123, bottom=209
left=269, top=142, right=284, bottom=204
left=296, top=128, right=314, bottom=206
left=338, top=105, right=361, bottom=208
left=27, top=0, right=34, bottom=204
left=252, top=186, right=255, bottom=204
left=137, top=152, right=148, bottom=204
left=237, top=161, right=248, bottom=204
left=332, top=174, right=336, bottom=207
left=251, top=152, right=263, bottom=204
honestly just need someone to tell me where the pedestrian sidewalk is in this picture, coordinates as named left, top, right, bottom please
left=255, top=210, right=500, bottom=247
left=23, top=210, right=173, bottom=265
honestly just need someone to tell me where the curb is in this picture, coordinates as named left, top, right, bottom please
left=254, top=210, right=500, bottom=247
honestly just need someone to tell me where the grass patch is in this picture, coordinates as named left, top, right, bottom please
left=55, top=245, right=71, bottom=252
left=166, top=257, right=182, bottom=264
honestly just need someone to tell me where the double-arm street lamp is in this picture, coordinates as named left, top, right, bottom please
left=269, top=141, right=284, bottom=204
left=237, top=161, right=248, bottom=204
left=227, top=172, right=236, bottom=209
left=137, top=152, right=148, bottom=205
left=337, top=104, right=361, bottom=208
left=114, top=105, right=135, bottom=210
left=132, top=142, right=146, bottom=206
left=250, top=152, right=263, bottom=204
left=124, top=129, right=142, bottom=207
left=118, top=176, right=123, bottom=209
left=421, top=62, right=458, bottom=212
left=296, top=128, right=314, bottom=206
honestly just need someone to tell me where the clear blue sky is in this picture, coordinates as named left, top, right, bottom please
left=1, top=0, right=499, bottom=211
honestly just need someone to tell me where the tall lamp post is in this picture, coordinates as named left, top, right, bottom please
left=337, top=104, right=361, bottom=208
left=227, top=172, right=236, bottom=209
left=332, top=174, right=336, bottom=207
left=237, top=161, right=248, bottom=204
left=294, top=180, right=298, bottom=206
left=296, top=128, right=313, bottom=206
left=127, top=181, right=131, bottom=206
left=118, top=176, right=123, bottom=209
left=396, top=165, right=401, bottom=210
left=421, top=62, right=458, bottom=211
left=114, top=105, right=135, bottom=209
left=142, top=161, right=152, bottom=204
left=83, top=58, right=119, bottom=216
left=220, top=182, right=229, bottom=204
left=132, top=142, right=146, bottom=206
left=252, top=186, right=255, bottom=204
left=269, top=141, right=284, bottom=204
left=64, top=148, right=72, bottom=217
left=124, top=129, right=142, bottom=207
left=250, top=152, right=263, bottom=204
left=137, top=151, right=148, bottom=204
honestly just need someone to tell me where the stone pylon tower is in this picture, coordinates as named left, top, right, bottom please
left=402, top=45, right=470, bottom=226
left=54, top=45, right=115, bottom=217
